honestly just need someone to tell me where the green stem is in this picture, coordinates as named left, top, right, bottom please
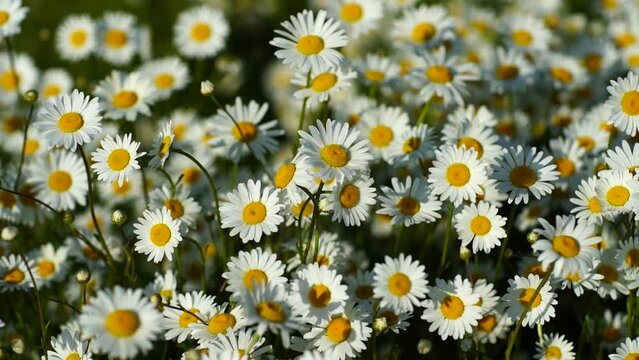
left=139, top=167, right=150, bottom=207
left=294, top=71, right=312, bottom=152
left=13, top=102, right=35, bottom=191
left=184, top=237, right=207, bottom=291
left=3, top=37, right=21, bottom=95
left=19, top=253, right=48, bottom=360
left=368, top=84, right=377, bottom=99
left=394, top=224, right=404, bottom=256
left=302, top=183, right=324, bottom=264
left=416, top=100, right=431, bottom=125
left=494, top=204, right=517, bottom=280
left=438, top=202, right=455, bottom=275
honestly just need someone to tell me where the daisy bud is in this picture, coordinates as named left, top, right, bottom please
left=527, top=232, right=539, bottom=244
left=460, top=338, right=473, bottom=352
left=505, top=248, right=515, bottom=258
left=10, top=337, right=24, bottom=354
left=200, top=80, right=214, bottom=96
left=75, top=268, right=91, bottom=284
left=459, top=246, right=472, bottom=261
left=111, top=209, right=127, bottom=226
left=1, top=226, right=18, bottom=241
left=417, top=339, right=432, bottom=355
left=204, top=210, right=215, bottom=222
left=184, top=350, right=201, bottom=360
left=204, top=243, right=217, bottom=258
left=62, top=212, right=75, bottom=225
left=318, top=198, right=330, bottom=212
left=23, top=89, right=38, bottom=104
left=372, top=316, right=388, bottom=333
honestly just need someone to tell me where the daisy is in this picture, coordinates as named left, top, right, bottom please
left=428, top=145, right=488, bottom=206
left=595, top=170, right=639, bottom=215
left=570, top=176, right=605, bottom=225
left=535, top=333, right=575, bottom=360
left=548, top=138, right=585, bottom=183
left=55, top=14, right=96, bottom=61
left=0, top=52, right=37, bottom=104
left=486, top=47, right=533, bottom=94
left=454, top=201, right=506, bottom=254
left=139, top=57, right=190, bottom=101
left=377, top=176, right=442, bottom=227
left=222, top=247, right=287, bottom=301
left=0, top=254, right=38, bottom=292
left=492, top=145, right=560, bottom=205
left=241, top=282, right=303, bottom=348
left=146, top=271, right=178, bottom=302
left=421, top=275, right=483, bottom=340
left=373, top=253, right=428, bottom=312
left=292, top=66, right=356, bottom=104
left=387, top=124, right=435, bottom=166
left=601, top=310, right=626, bottom=350
left=94, top=70, right=154, bottom=121
left=149, top=184, right=201, bottom=229
left=472, top=279, right=499, bottom=315
left=596, top=249, right=630, bottom=300
left=91, top=133, right=145, bottom=187
left=98, top=12, right=138, bottom=65
left=329, top=0, right=382, bottom=38
left=610, top=337, right=639, bottom=360
left=544, top=53, right=586, bottom=90
left=173, top=6, right=229, bottom=59
left=34, top=243, right=68, bottom=286
left=220, top=180, right=284, bottom=243
left=505, top=14, right=551, bottom=52
left=31, top=151, right=87, bottom=211
left=357, top=105, right=410, bottom=162
left=606, top=71, right=639, bottom=136
left=46, top=329, right=91, bottom=360
left=356, top=54, right=401, bottom=86
left=0, top=0, right=26, bottom=37
left=442, top=116, right=503, bottom=165
left=606, top=140, right=639, bottom=174
left=502, top=274, right=557, bottom=327
left=297, top=119, right=373, bottom=181
left=272, top=159, right=313, bottom=204
left=148, top=121, right=174, bottom=169
left=189, top=303, right=247, bottom=345
left=207, top=328, right=271, bottom=359
left=270, top=9, right=348, bottom=72
left=345, top=270, right=375, bottom=304
left=133, top=207, right=183, bottom=263
left=473, top=311, right=512, bottom=344
left=532, top=215, right=601, bottom=278
left=617, top=237, right=639, bottom=284
left=162, top=291, right=216, bottom=343
left=303, top=303, right=372, bottom=360
left=79, top=286, right=163, bottom=359
left=564, top=114, right=609, bottom=155
left=327, top=174, right=376, bottom=227
left=391, top=5, right=453, bottom=48
left=286, top=232, right=344, bottom=271
left=290, top=263, right=348, bottom=323
left=39, top=69, right=73, bottom=100
left=209, top=97, right=283, bottom=163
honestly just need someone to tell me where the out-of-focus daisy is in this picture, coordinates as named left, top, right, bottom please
left=610, top=337, right=639, bottom=360
left=133, top=207, right=183, bottom=263
left=220, top=180, right=284, bottom=243
left=148, top=121, right=174, bottom=169
left=357, top=105, right=410, bottom=162
left=373, top=253, right=428, bottom=312
left=35, top=89, right=102, bottom=151
left=473, top=311, right=512, bottom=344
left=607, top=71, right=639, bottom=136
left=0, top=52, right=37, bottom=104
left=596, top=249, right=630, bottom=300
left=33, top=243, right=68, bottom=286
left=454, top=201, right=506, bottom=254
left=442, top=116, right=503, bottom=165
left=391, top=5, right=453, bottom=48
left=486, top=47, right=532, bottom=94
left=56, top=14, right=96, bottom=61
left=39, top=69, right=73, bottom=100
left=595, top=170, right=639, bottom=215
left=326, top=174, right=376, bottom=227
left=292, top=66, right=356, bottom=104
left=428, top=145, right=487, bottom=206
left=356, top=54, right=401, bottom=86
left=222, top=247, right=287, bottom=301
left=31, top=151, right=87, bottom=211
left=544, top=53, right=586, bottom=90
left=98, top=12, right=138, bottom=65
left=377, top=176, right=442, bottom=227
left=535, top=333, right=575, bottom=360
left=505, top=14, right=551, bottom=52
left=149, top=184, right=201, bottom=229
left=0, top=254, right=38, bottom=292
left=493, top=145, right=559, bottom=205
left=270, top=9, right=348, bottom=72
left=502, top=274, right=557, bottom=327
left=94, top=70, right=154, bottom=121
left=387, top=124, right=435, bottom=166
left=0, top=0, right=27, bottom=37
left=421, top=275, right=482, bottom=340
left=173, top=6, right=229, bottom=59
left=209, top=97, right=283, bottom=163
left=329, top=0, right=382, bottom=38
left=79, top=286, right=163, bottom=359
left=91, top=133, right=145, bottom=187
left=162, top=291, right=216, bottom=343
left=290, top=263, right=348, bottom=323
left=139, top=57, right=190, bottom=101
left=207, top=328, right=271, bottom=359
left=601, top=310, right=626, bottom=350
left=617, top=237, right=639, bottom=287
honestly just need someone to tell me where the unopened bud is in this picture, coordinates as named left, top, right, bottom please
left=10, top=337, right=24, bottom=354
left=150, top=293, right=164, bottom=312
left=200, top=80, right=214, bottom=96
left=62, top=212, right=75, bottom=225
left=459, top=246, right=472, bottom=261
left=527, top=232, right=539, bottom=244
left=1, top=226, right=18, bottom=241
left=417, top=338, right=432, bottom=355
left=76, top=268, right=91, bottom=284
left=318, top=198, right=330, bottom=212
left=23, top=90, right=38, bottom=104
left=204, top=211, right=215, bottom=222
left=372, top=316, right=388, bottom=333
left=111, top=210, right=127, bottom=226
left=505, top=248, right=515, bottom=258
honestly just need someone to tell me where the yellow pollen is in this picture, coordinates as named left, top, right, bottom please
left=107, top=149, right=131, bottom=171
left=566, top=272, right=581, bottom=282
left=3, top=268, right=25, bottom=285
left=397, top=197, right=420, bottom=216
left=550, top=67, right=573, bottom=84
left=43, top=84, right=61, bottom=98
left=164, top=199, right=185, bottom=219
left=105, top=309, right=140, bottom=338
left=446, top=163, right=471, bottom=187
left=311, top=72, right=338, bottom=92
left=37, top=260, right=56, bottom=277
left=0, top=11, right=9, bottom=25
left=518, top=288, right=542, bottom=308
left=339, top=184, right=360, bottom=208
left=478, top=314, right=497, bottom=332
left=402, top=137, right=421, bottom=154
left=232, top=122, right=258, bottom=143
left=622, top=91, right=639, bottom=116
left=155, top=73, right=175, bottom=89
left=606, top=185, right=630, bottom=206
left=340, top=3, right=363, bottom=23
left=411, top=22, right=436, bottom=43
left=509, top=166, right=537, bottom=188
left=457, top=137, right=484, bottom=158
left=426, top=65, right=452, bottom=84
left=242, top=202, right=267, bottom=225
left=104, top=29, right=128, bottom=49
left=208, top=313, right=236, bottom=334
left=387, top=272, right=411, bottom=296
left=297, top=35, right=324, bottom=56
left=512, top=30, right=533, bottom=47
left=552, top=235, right=580, bottom=258
left=308, top=284, right=332, bottom=308
left=48, top=171, right=72, bottom=193
left=369, top=125, right=393, bottom=147
left=355, top=285, right=373, bottom=299
left=588, top=197, right=602, bottom=213
left=365, top=70, right=386, bottom=83
left=149, top=223, right=171, bottom=246
left=70, top=30, right=87, bottom=47
left=326, top=317, right=352, bottom=343
left=470, top=216, right=491, bottom=236
left=320, top=144, right=349, bottom=167
left=274, top=163, right=296, bottom=188
left=495, top=64, right=519, bottom=80
left=58, top=112, right=84, bottom=133
left=191, top=23, right=212, bottom=42
left=0, top=71, right=19, bottom=91
left=242, top=269, right=268, bottom=290
left=441, top=295, right=465, bottom=320
left=626, top=249, right=639, bottom=267
left=545, top=346, right=562, bottom=359
left=255, top=301, right=287, bottom=323
left=112, top=91, right=138, bottom=109
left=178, top=308, right=199, bottom=328
left=556, top=158, right=575, bottom=178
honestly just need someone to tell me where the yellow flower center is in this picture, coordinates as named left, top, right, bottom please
left=380, top=310, right=399, bottom=326
left=242, top=202, right=267, bottom=225
left=292, top=201, right=314, bottom=217
left=339, top=184, right=360, bottom=209
left=107, top=149, right=131, bottom=171
left=178, top=308, right=199, bottom=328
left=387, top=272, right=411, bottom=296
left=470, top=215, right=491, bottom=236
left=37, top=260, right=56, bottom=277
left=584, top=53, right=603, bottom=73
left=326, top=317, right=352, bottom=344
left=397, top=197, right=420, bottom=216
left=457, top=137, right=483, bottom=158
left=369, top=125, right=393, bottom=147
left=550, top=67, right=573, bottom=85
left=320, top=144, right=349, bottom=167
left=164, top=199, right=184, bottom=219
left=365, top=70, right=386, bottom=83
left=566, top=272, right=581, bottom=282
left=577, top=136, right=594, bottom=151
left=602, top=326, right=621, bottom=342
left=622, top=91, right=639, bottom=116
left=57, top=112, right=84, bottom=133
left=518, top=288, right=542, bottom=308
left=626, top=249, right=639, bottom=267
left=255, top=301, right=287, bottom=323
left=512, top=30, right=533, bottom=47
left=208, top=313, right=236, bottom=334
left=0, top=11, right=9, bottom=25
left=311, top=72, right=338, bottom=92
left=0, top=71, right=19, bottom=91
left=297, top=35, right=324, bottom=55
left=204, top=243, right=217, bottom=258
left=70, top=30, right=87, bottom=47
left=606, top=185, right=630, bottom=206
left=426, top=65, right=452, bottom=84
left=105, top=309, right=140, bottom=338
left=112, top=180, right=131, bottom=195
left=446, top=163, right=471, bottom=187
left=242, top=269, right=267, bottom=290
left=478, top=314, right=497, bottom=332
left=626, top=353, right=639, bottom=360
left=555, top=158, right=575, bottom=178
left=411, top=22, right=436, bottom=43
left=191, top=23, right=212, bottom=42
left=495, top=64, right=519, bottom=80
left=232, top=122, right=258, bottom=143
left=308, top=284, right=332, bottom=308
left=355, top=285, right=373, bottom=299
left=274, top=163, right=296, bottom=189
left=509, top=166, right=537, bottom=188
left=3, top=268, right=24, bottom=285
left=159, top=135, right=172, bottom=158
left=340, top=3, right=363, bottom=23
left=2, top=115, right=23, bottom=133
left=66, top=353, right=81, bottom=360
left=616, top=33, right=636, bottom=48
left=588, top=197, right=602, bottom=213
left=552, top=235, right=580, bottom=258
left=0, top=191, right=16, bottom=209
left=545, top=345, right=562, bottom=359
left=43, top=84, right=61, bottom=99
left=155, top=73, right=175, bottom=89
left=441, top=295, right=465, bottom=320
left=402, top=137, right=421, bottom=154
left=48, top=171, right=72, bottom=193
left=104, top=29, right=128, bottom=49
left=112, top=91, right=138, bottom=109
left=149, top=223, right=171, bottom=246
left=629, top=54, right=639, bottom=68
left=597, top=265, right=618, bottom=283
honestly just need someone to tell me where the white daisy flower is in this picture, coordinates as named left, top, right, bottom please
left=190, top=303, right=247, bottom=346
left=544, top=53, right=586, bottom=90
left=292, top=66, right=356, bottom=104
left=0, top=254, right=38, bottom=292
left=485, top=47, right=533, bottom=94
left=595, top=249, right=630, bottom=300
left=35, top=89, right=102, bottom=151
left=472, top=279, right=499, bottom=315
left=502, top=274, right=557, bottom=327
left=146, top=270, right=178, bottom=302
left=173, top=6, right=229, bottom=59
left=55, top=14, right=97, bottom=61
left=607, top=71, right=639, bottom=136
left=373, top=253, right=428, bottom=312
left=98, top=12, right=138, bottom=65
left=91, top=133, right=145, bottom=187
left=329, top=0, right=382, bottom=38
left=222, top=247, right=287, bottom=301
left=345, top=270, right=375, bottom=304
left=0, top=52, right=37, bottom=104
left=610, top=337, right=639, bottom=360
left=454, top=201, right=506, bottom=254
left=33, top=243, right=68, bottom=286
left=272, top=159, right=313, bottom=204
left=570, top=176, right=605, bottom=225
left=46, top=329, right=91, bottom=360
left=327, top=174, right=376, bottom=227
left=387, top=124, right=435, bottom=166
left=148, top=121, right=174, bottom=169
left=617, top=237, right=639, bottom=286
left=139, top=57, right=190, bottom=101
left=473, top=311, right=513, bottom=344
left=601, top=310, right=626, bottom=350
left=535, top=333, right=575, bottom=360
left=505, top=14, right=551, bottom=52
left=428, top=145, right=488, bottom=206
left=391, top=4, right=453, bottom=48
left=290, top=263, right=348, bottom=324
left=442, top=116, right=503, bottom=165
left=94, top=70, right=154, bottom=121
left=270, top=9, right=348, bottom=72
left=39, top=68, right=73, bottom=100
left=31, top=151, right=87, bottom=211
left=356, top=54, right=401, bottom=86
left=421, top=275, right=483, bottom=340
left=133, top=207, right=183, bottom=263
left=606, top=140, right=639, bottom=174
left=208, top=328, right=271, bottom=359
left=377, top=176, right=442, bottom=227
left=357, top=105, right=410, bottom=162
left=595, top=170, right=639, bottom=215
left=79, top=286, right=163, bottom=359
left=220, top=180, right=284, bottom=243
left=0, top=0, right=26, bottom=37
left=149, top=184, right=201, bottom=229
